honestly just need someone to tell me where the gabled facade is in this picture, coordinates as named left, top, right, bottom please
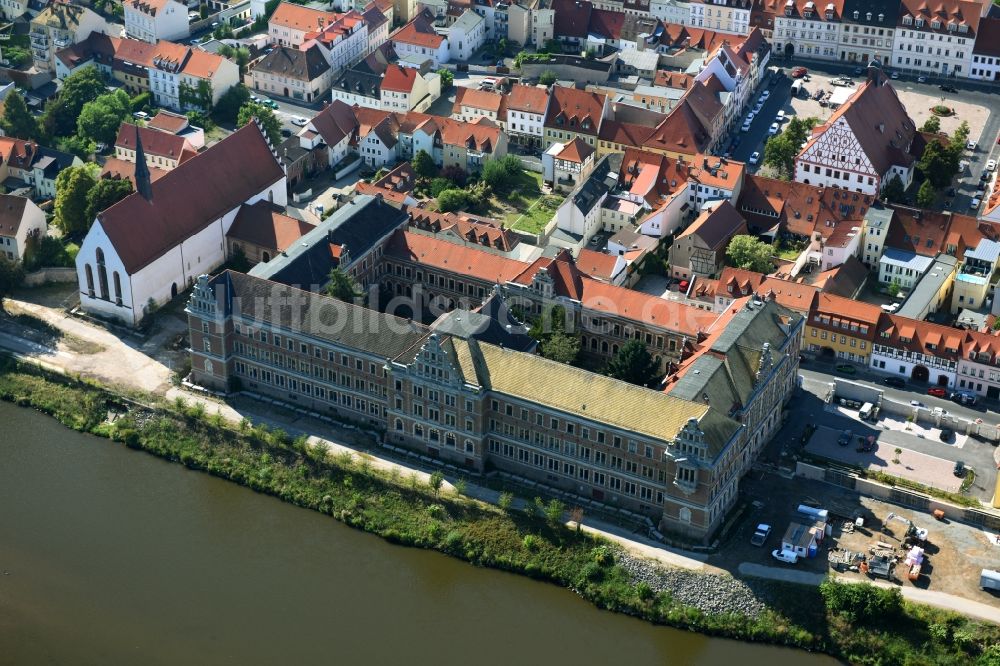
left=794, top=66, right=917, bottom=196
left=269, top=2, right=339, bottom=46
left=0, top=195, right=46, bottom=262
left=125, top=0, right=190, bottom=44
left=391, top=10, right=450, bottom=67
left=891, top=0, right=979, bottom=77
left=30, top=2, right=109, bottom=72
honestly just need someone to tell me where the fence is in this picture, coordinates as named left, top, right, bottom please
left=23, top=267, right=76, bottom=287
left=796, top=460, right=1000, bottom=530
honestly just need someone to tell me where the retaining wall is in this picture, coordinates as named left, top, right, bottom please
left=23, top=267, right=76, bottom=287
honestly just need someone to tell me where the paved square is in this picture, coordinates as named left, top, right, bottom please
left=805, top=425, right=963, bottom=493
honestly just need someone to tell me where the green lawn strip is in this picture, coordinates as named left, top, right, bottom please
left=2, top=355, right=999, bottom=664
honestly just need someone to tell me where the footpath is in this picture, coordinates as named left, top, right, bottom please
left=1, top=297, right=997, bottom=623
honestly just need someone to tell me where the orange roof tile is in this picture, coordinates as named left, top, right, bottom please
left=384, top=229, right=529, bottom=282
left=269, top=2, right=339, bottom=31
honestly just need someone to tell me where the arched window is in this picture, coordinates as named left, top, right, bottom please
left=85, top=264, right=95, bottom=298
left=262, top=251, right=271, bottom=262
left=113, top=272, right=122, bottom=306
left=679, top=507, right=691, bottom=523
left=204, top=359, right=214, bottom=375
left=395, top=419, right=403, bottom=431
left=95, top=248, right=109, bottom=301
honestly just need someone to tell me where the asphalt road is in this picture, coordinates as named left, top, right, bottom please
left=727, top=73, right=791, bottom=169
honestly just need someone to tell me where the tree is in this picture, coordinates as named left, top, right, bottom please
left=218, top=44, right=251, bottom=77
left=53, top=164, right=99, bottom=237
left=412, top=149, right=437, bottom=179
left=84, top=177, right=133, bottom=223
left=539, top=70, right=558, bottom=86
left=920, top=115, right=941, bottom=133
left=482, top=154, right=523, bottom=195
left=77, top=89, right=132, bottom=145
left=237, top=102, right=282, bottom=146
left=726, top=234, right=774, bottom=273
left=605, top=339, right=660, bottom=388
left=42, top=67, right=108, bottom=138
left=541, top=332, right=580, bottom=364
left=0, top=255, right=24, bottom=312
left=887, top=282, right=900, bottom=297
left=544, top=498, right=565, bottom=526
left=437, top=68, right=454, bottom=89
left=819, top=579, right=903, bottom=623
left=429, top=470, right=444, bottom=497
left=1, top=89, right=37, bottom=141
left=430, top=177, right=453, bottom=197
left=57, top=134, right=96, bottom=160
left=213, top=84, right=251, bottom=125
left=916, top=179, right=936, bottom=208
left=917, top=139, right=957, bottom=188
left=881, top=174, right=905, bottom=203
left=762, top=116, right=817, bottom=179
left=324, top=267, right=361, bottom=302
left=437, top=189, right=468, bottom=212
left=498, top=491, right=514, bottom=513
left=893, top=447, right=902, bottom=464
left=3, top=46, right=31, bottom=68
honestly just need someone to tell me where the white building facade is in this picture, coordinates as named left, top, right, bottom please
left=124, top=0, right=190, bottom=44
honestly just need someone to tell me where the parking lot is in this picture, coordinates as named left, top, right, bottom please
left=712, top=470, right=1000, bottom=603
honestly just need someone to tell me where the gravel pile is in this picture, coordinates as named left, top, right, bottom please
left=619, top=554, right=769, bottom=618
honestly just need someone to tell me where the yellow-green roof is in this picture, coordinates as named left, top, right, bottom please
left=451, top=338, right=739, bottom=446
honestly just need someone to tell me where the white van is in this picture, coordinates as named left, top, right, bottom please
left=859, top=402, right=875, bottom=421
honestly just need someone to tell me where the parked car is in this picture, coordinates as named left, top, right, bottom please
left=940, top=428, right=954, bottom=441
left=891, top=72, right=899, bottom=79
left=280, top=128, right=291, bottom=138
left=267, top=100, right=279, bottom=109
left=853, top=67, right=863, bottom=75
left=910, top=400, right=924, bottom=407
left=838, top=430, right=852, bottom=446
left=953, top=460, right=966, bottom=477
left=940, top=84, right=958, bottom=93
left=132, top=111, right=149, bottom=120
left=749, top=151, right=761, bottom=165
left=882, top=376, right=906, bottom=389
left=835, top=364, right=856, bottom=375
left=917, top=75, right=927, bottom=83
left=970, top=197, right=982, bottom=209
left=772, top=549, right=799, bottom=564
left=776, top=110, right=786, bottom=122
left=791, top=66, right=807, bottom=78
left=751, top=524, right=771, bottom=546
left=731, top=135, right=742, bottom=148
left=928, top=387, right=948, bottom=397
left=947, top=187, right=957, bottom=197
left=768, top=122, right=780, bottom=135
left=967, top=139, right=977, bottom=151
left=988, top=159, right=997, bottom=172
left=291, top=116, right=308, bottom=127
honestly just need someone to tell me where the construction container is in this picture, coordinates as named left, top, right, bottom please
left=982, top=569, right=1000, bottom=591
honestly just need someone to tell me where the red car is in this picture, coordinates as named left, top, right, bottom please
left=791, top=66, right=808, bottom=78
left=927, top=387, right=948, bottom=398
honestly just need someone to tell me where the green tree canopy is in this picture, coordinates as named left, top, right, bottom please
left=725, top=234, right=774, bottom=273
left=916, top=179, right=936, bottom=208
left=237, top=102, right=282, bottom=146
left=762, top=116, right=817, bottom=179
left=218, top=44, right=251, bottom=76
left=412, top=149, right=437, bottom=179
left=0, top=255, right=25, bottom=311
left=482, top=154, right=523, bottom=195
left=881, top=173, right=905, bottom=203
left=429, top=177, right=453, bottom=197
left=53, top=164, right=100, bottom=237
left=324, top=268, right=361, bottom=302
left=77, top=89, right=132, bottom=145
left=605, top=339, right=660, bottom=388
left=42, top=67, right=108, bottom=138
left=437, top=189, right=467, bottom=212
left=819, top=579, right=903, bottom=623
left=213, top=84, right=251, bottom=125
left=539, top=70, right=557, bottom=85
left=437, top=68, right=454, bottom=89
left=1, top=89, right=38, bottom=141
left=85, top=177, right=134, bottom=224
left=920, top=115, right=941, bottom=133
left=918, top=140, right=958, bottom=189
left=540, top=332, right=580, bottom=364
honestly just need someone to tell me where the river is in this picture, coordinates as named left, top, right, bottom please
left=0, top=402, right=835, bottom=665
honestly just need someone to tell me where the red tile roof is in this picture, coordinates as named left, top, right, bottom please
left=406, top=207, right=519, bottom=252
left=146, top=111, right=189, bottom=134
left=643, top=98, right=710, bottom=156
left=885, top=206, right=1000, bottom=259
left=588, top=8, right=625, bottom=39
left=384, top=229, right=529, bottom=282
left=652, top=70, right=694, bottom=89
left=505, top=83, right=549, bottom=114
left=575, top=248, right=620, bottom=282
left=392, top=11, right=445, bottom=48
left=380, top=64, right=418, bottom=93
left=454, top=87, right=505, bottom=113
left=552, top=0, right=593, bottom=37
left=97, top=123, right=284, bottom=274
left=269, top=2, right=339, bottom=31
left=555, top=137, right=595, bottom=163
left=115, top=124, right=196, bottom=164
left=676, top=200, right=747, bottom=250
left=545, top=86, right=606, bottom=137
left=128, top=0, right=173, bottom=16
left=877, top=313, right=965, bottom=361
left=226, top=200, right=315, bottom=253
left=101, top=157, right=168, bottom=185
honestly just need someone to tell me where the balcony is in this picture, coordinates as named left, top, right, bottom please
left=29, top=31, right=48, bottom=47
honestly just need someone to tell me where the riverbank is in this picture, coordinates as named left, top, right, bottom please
left=2, top=357, right=998, bottom=665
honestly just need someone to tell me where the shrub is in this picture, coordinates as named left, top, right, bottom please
left=591, top=545, right=614, bottom=566
left=819, top=579, right=903, bottom=623
left=522, top=534, right=539, bottom=551
left=437, top=189, right=468, bottom=212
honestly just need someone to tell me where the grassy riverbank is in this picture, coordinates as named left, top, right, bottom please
left=2, top=356, right=999, bottom=665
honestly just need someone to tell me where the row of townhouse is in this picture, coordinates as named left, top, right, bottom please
left=56, top=34, right=239, bottom=112
left=766, top=0, right=996, bottom=79
left=186, top=265, right=803, bottom=542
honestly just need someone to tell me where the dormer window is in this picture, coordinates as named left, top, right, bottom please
left=853, top=10, right=859, bottom=19
left=959, top=24, right=968, bottom=32
left=903, top=15, right=912, bottom=24
left=916, top=17, right=924, bottom=27
left=931, top=19, right=941, bottom=29
left=878, top=13, right=884, bottom=21
left=948, top=22, right=957, bottom=32
left=866, top=11, right=871, bottom=20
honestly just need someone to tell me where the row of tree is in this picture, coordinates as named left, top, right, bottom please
left=762, top=116, right=819, bottom=180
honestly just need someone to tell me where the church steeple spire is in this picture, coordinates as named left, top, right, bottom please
left=134, top=126, right=152, bottom=201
